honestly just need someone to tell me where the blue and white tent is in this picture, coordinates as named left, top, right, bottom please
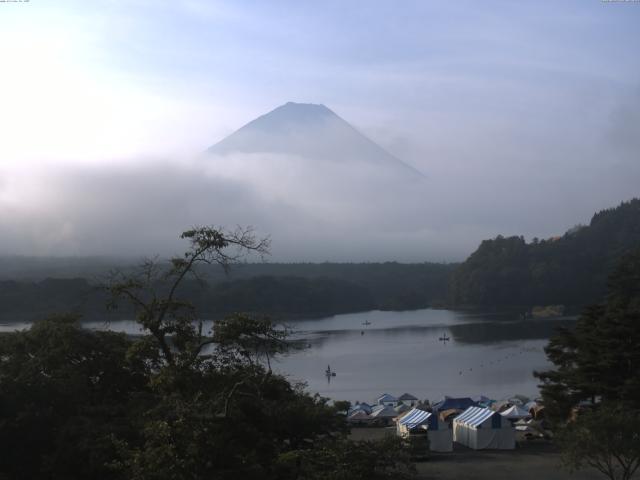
left=433, top=396, right=477, bottom=412
left=471, top=395, right=494, bottom=407
left=368, top=404, right=398, bottom=426
left=376, top=393, right=398, bottom=406
left=396, top=408, right=453, bottom=452
left=397, top=393, right=419, bottom=407
left=370, top=404, right=398, bottom=418
left=349, top=402, right=372, bottom=415
left=453, top=406, right=515, bottom=450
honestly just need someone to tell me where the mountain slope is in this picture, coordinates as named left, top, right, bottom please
left=207, top=102, right=423, bottom=177
left=449, top=198, right=640, bottom=307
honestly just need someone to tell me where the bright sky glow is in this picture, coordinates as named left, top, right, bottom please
left=0, top=1, right=639, bottom=259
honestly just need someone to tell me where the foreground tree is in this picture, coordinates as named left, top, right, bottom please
left=558, top=406, right=640, bottom=480
left=535, top=248, right=640, bottom=422
left=104, top=227, right=350, bottom=479
left=536, top=248, right=640, bottom=480
left=276, top=436, right=415, bottom=480
left=0, top=227, right=414, bottom=480
left=105, top=225, right=270, bottom=370
left=0, top=315, right=149, bottom=480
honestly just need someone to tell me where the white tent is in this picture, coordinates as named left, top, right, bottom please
left=396, top=408, right=453, bottom=452
left=500, top=404, right=530, bottom=420
left=453, top=406, right=515, bottom=450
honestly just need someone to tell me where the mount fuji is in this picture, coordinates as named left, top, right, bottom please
left=207, top=102, right=424, bottom=179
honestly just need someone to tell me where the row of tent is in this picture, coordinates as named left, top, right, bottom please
left=433, top=395, right=545, bottom=420
left=434, top=394, right=540, bottom=410
left=349, top=395, right=544, bottom=425
left=346, top=393, right=422, bottom=423
left=396, top=405, right=516, bottom=452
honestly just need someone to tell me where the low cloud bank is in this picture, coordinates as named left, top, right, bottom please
left=0, top=153, right=475, bottom=261
left=1, top=141, right=638, bottom=262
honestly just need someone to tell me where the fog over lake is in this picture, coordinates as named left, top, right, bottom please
left=1, top=308, right=573, bottom=404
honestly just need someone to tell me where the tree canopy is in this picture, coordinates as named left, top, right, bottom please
left=535, top=248, right=640, bottom=422
left=536, top=248, right=640, bottom=480
left=557, top=405, right=640, bottom=480
left=0, top=226, right=415, bottom=480
left=450, top=199, right=640, bottom=307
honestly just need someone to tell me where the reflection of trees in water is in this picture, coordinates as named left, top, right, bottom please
left=287, top=325, right=447, bottom=350
left=455, top=309, right=527, bottom=323
left=449, top=319, right=577, bottom=344
left=281, top=318, right=578, bottom=352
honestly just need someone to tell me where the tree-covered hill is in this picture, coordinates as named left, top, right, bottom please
left=449, top=199, right=640, bottom=307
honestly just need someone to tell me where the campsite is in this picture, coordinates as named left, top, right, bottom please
left=346, top=393, right=606, bottom=479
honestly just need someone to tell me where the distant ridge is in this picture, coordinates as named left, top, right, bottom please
left=207, top=102, right=424, bottom=178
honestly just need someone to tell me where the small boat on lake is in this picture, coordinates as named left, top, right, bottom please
left=325, top=365, right=336, bottom=377
left=362, top=320, right=371, bottom=326
left=439, top=333, right=450, bottom=342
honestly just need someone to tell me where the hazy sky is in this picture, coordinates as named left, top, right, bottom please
left=1, top=1, right=639, bottom=261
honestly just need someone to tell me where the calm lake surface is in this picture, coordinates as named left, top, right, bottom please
left=0, top=309, right=575, bottom=405
left=276, top=309, right=574, bottom=404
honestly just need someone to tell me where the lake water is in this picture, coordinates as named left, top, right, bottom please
left=0, top=308, right=574, bottom=405
left=275, top=309, right=574, bottom=405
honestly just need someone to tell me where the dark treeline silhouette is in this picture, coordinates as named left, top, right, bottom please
left=1, top=199, right=639, bottom=321
left=449, top=199, right=640, bottom=308
left=0, top=263, right=454, bottom=322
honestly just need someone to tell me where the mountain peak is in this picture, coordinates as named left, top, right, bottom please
left=248, top=102, right=336, bottom=130
left=282, top=101, right=329, bottom=110
left=278, top=101, right=335, bottom=115
left=207, top=102, right=424, bottom=178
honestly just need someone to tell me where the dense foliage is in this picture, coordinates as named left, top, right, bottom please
left=557, top=405, right=640, bottom=480
left=536, top=249, right=640, bottom=480
left=0, top=263, right=454, bottom=322
left=0, top=315, right=349, bottom=480
left=0, top=227, right=415, bottom=480
left=0, top=315, right=148, bottom=479
left=276, top=436, right=415, bottom=480
left=222, top=262, right=454, bottom=310
left=535, top=248, right=640, bottom=422
left=450, top=199, right=640, bottom=307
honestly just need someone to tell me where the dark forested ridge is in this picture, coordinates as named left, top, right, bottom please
left=449, top=199, right=640, bottom=307
left=0, top=263, right=455, bottom=322
left=222, top=262, right=454, bottom=310
left=2, top=199, right=639, bottom=321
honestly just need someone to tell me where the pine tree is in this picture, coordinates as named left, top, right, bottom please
left=536, top=248, right=640, bottom=423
